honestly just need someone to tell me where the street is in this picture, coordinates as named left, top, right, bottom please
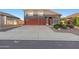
left=0, top=40, right=79, bottom=49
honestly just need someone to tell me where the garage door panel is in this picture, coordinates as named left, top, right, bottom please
left=25, top=18, right=46, bottom=25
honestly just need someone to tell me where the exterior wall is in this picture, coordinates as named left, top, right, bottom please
left=6, top=16, right=15, bottom=25
left=24, top=9, right=47, bottom=16
left=16, top=20, right=24, bottom=25
left=0, top=15, right=22, bottom=27
left=0, top=16, right=6, bottom=27
left=5, top=16, right=23, bottom=25
left=4, top=16, right=7, bottom=24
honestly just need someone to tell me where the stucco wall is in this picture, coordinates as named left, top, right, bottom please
left=0, top=16, right=6, bottom=27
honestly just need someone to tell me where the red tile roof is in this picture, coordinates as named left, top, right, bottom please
left=66, top=13, right=79, bottom=18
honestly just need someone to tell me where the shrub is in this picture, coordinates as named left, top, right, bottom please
left=60, top=25, right=67, bottom=29
left=60, top=20, right=65, bottom=25
left=73, top=17, right=79, bottom=26
left=53, top=24, right=60, bottom=29
left=67, top=25, right=74, bottom=29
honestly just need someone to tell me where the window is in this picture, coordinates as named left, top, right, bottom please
left=28, top=11, right=33, bottom=16
left=38, top=12, right=43, bottom=16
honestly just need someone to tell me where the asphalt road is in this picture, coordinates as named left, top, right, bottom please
left=0, top=40, right=79, bottom=49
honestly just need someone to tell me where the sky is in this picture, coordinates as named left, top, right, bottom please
left=0, top=9, right=79, bottom=20
left=0, top=9, right=24, bottom=20
left=54, top=9, right=79, bottom=17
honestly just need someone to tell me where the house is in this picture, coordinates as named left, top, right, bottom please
left=0, top=12, right=23, bottom=27
left=66, top=13, right=79, bottom=18
left=66, top=13, right=79, bottom=25
left=24, top=9, right=61, bottom=25
left=16, top=20, right=24, bottom=25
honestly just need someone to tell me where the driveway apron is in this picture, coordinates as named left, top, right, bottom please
left=0, top=25, right=79, bottom=41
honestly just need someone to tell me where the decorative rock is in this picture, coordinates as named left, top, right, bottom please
left=74, top=26, right=78, bottom=28
left=58, top=28, right=61, bottom=30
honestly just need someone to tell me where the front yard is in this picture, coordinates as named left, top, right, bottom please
left=50, top=17, right=79, bottom=36
left=51, top=27, right=79, bottom=36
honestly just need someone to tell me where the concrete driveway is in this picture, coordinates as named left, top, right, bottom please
left=0, top=25, right=79, bottom=41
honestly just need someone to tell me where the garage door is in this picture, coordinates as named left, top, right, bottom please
left=25, top=17, right=46, bottom=25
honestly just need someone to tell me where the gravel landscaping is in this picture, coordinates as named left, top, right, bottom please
left=50, top=27, right=79, bottom=36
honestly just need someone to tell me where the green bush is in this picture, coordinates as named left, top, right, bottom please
left=60, top=25, right=67, bottom=29
left=53, top=24, right=60, bottom=29
left=73, top=17, right=79, bottom=26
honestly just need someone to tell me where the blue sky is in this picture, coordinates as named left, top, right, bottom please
left=0, top=9, right=79, bottom=20
left=0, top=9, right=24, bottom=20
left=53, top=9, right=79, bottom=17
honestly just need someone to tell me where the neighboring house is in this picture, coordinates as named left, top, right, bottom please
left=66, top=13, right=79, bottom=25
left=16, top=20, right=24, bottom=25
left=24, top=9, right=61, bottom=25
left=66, top=13, right=79, bottom=18
left=0, top=12, right=24, bottom=27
